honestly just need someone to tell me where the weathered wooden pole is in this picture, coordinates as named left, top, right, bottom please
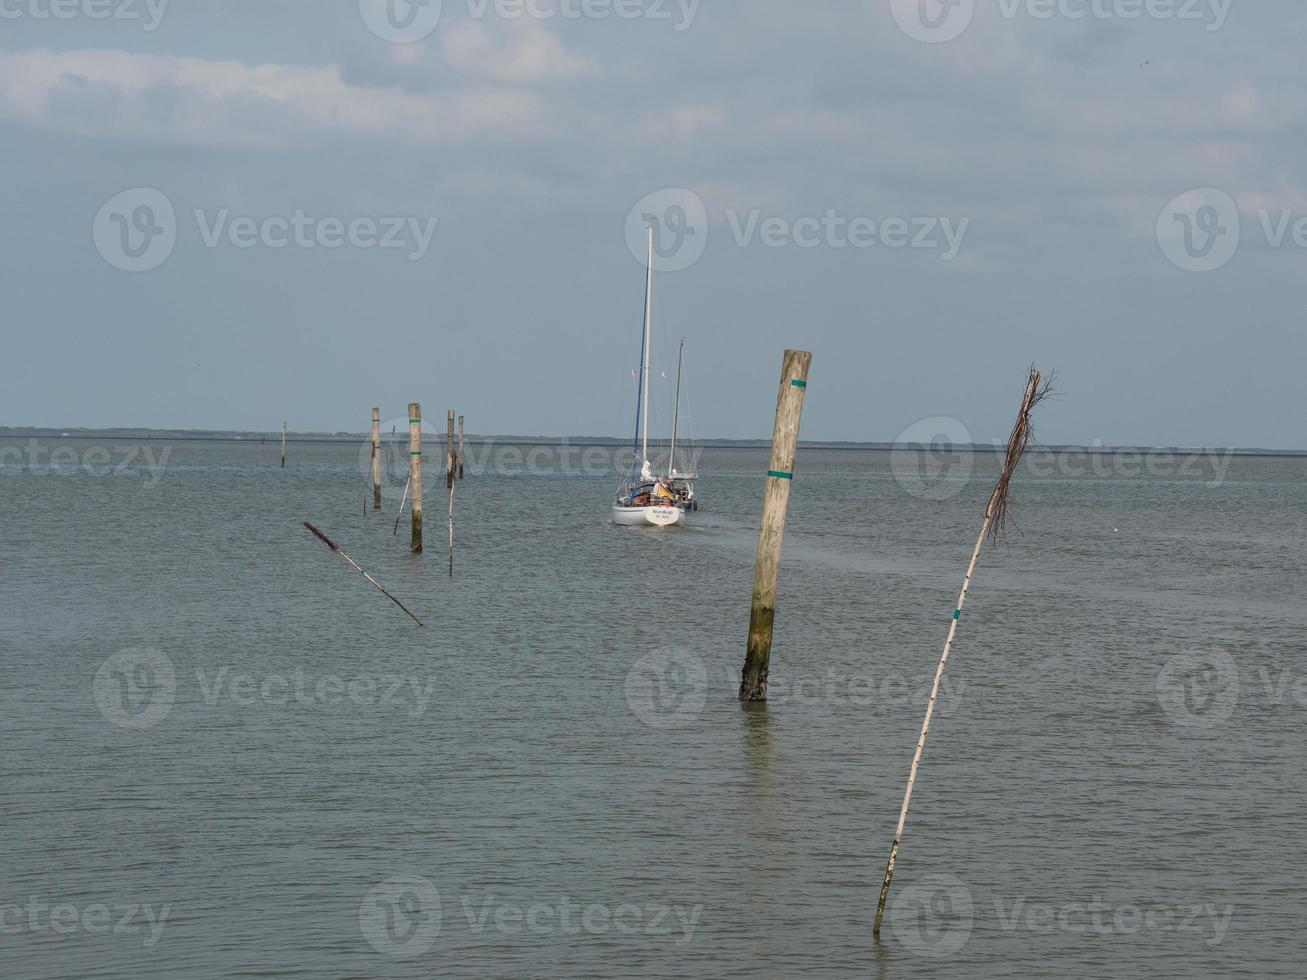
left=371, top=407, right=382, bottom=510
left=446, top=411, right=457, bottom=489
left=445, top=411, right=458, bottom=575
left=280, top=421, right=287, bottom=468
left=408, top=403, right=423, bottom=553
left=739, top=349, right=812, bottom=702
left=457, top=415, right=465, bottom=478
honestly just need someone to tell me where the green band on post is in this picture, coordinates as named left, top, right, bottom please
left=953, top=609, right=961, bottom=621
left=410, top=452, right=422, bottom=456
left=791, top=379, right=807, bottom=388
left=409, top=419, right=422, bottom=423
left=768, top=470, right=793, bottom=480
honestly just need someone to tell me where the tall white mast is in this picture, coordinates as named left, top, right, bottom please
left=641, top=224, right=653, bottom=470
left=669, top=337, right=684, bottom=479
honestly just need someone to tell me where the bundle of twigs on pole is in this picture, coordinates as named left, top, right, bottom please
left=303, top=522, right=424, bottom=626
left=873, top=365, right=1053, bottom=938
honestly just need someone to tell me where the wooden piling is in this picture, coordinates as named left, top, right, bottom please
left=739, top=349, right=812, bottom=703
left=281, top=421, right=287, bottom=468
left=457, top=415, right=465, bottom=478
left=409, top=403, right=423, bottom=553
left=371, top=407, right=382, bottom=510
left=446, top=411, right=457, bottom=489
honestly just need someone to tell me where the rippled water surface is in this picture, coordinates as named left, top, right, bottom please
left=3, top=440, right=1305, bottom=978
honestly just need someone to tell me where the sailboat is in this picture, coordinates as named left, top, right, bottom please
left=612, top=226, right=699, bottom=527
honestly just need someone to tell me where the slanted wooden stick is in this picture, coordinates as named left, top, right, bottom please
left=447, top=469, right=456, bottom=578
left=873, top=366, right=1052, bottom=938
left=393, top=473, right=411, bottom=536
left=445, top=412, right=458, bottom=575
left=304, top=522, right=423, bottom=626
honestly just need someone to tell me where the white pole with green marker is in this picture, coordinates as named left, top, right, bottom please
left=874, top=367, right=1052, bottom=938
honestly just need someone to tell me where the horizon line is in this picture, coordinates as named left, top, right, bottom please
left=1, top=425, right=1304, bottom=457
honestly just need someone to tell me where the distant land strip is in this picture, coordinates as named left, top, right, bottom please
left=2, top=427, right=1305, bottom=457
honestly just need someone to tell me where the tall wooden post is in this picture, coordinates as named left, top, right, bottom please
left=409, top=403, right=423, bottom=553
left=446, top=410, right=457, bottom=489
left=281, top=421, right=287, bottom=468
left=371, top=407, right=382, bottom=510
left=457, top=415, right=465, bottom=478
left=739, top=349, right=812, bottom=702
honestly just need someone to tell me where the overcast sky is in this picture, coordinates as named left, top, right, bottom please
left=0, top=0, right=1301, bottom=447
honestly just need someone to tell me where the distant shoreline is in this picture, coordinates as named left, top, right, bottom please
left=2, top=426, right=1304, bottom=457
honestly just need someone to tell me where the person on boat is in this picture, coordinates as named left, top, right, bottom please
left=653, top=481, right=675, bottom=503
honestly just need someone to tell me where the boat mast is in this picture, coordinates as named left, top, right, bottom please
left=669, top=337, right=684, bottom=479
left=641, top=224, right=653, bottom=470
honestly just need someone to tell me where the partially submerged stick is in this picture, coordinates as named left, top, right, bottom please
left=303, top=522, right=424, bottom=626
left=446, top=411, right=457, bottom=576
left=873, top=366, right=1052, bottom=938
left=447, top=471, right=456, bottom=578
left=393, top=474, right=411, bottom=536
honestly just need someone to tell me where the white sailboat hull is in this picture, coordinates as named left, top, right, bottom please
left=612, top=504, right=685, bottom=527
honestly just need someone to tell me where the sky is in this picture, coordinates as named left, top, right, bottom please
left=0, top=0, right=1302, bottom=448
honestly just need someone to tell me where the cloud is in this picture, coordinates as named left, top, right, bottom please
left=439, top=18, right=596, bottom=83
left=1, top=7, right=1303, bottom=220
left=0, top=47, right=551, bottom=148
